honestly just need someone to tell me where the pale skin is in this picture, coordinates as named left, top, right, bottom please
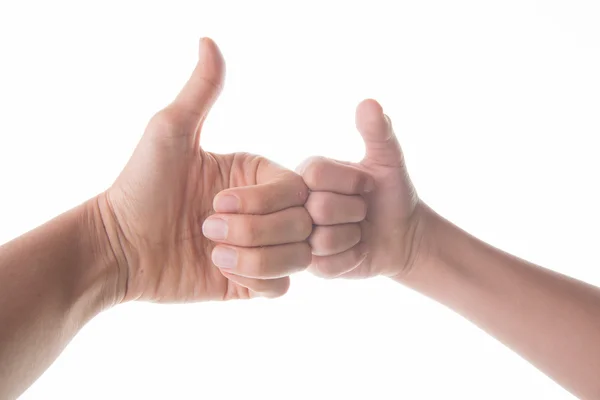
left=286, top=99, right=600, bottom=400
left=0, top=38, right=313, bottom=398
left=0, top=38, right=598, bottom=400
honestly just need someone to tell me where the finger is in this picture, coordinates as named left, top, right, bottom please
left=172, top=37, right=225, bottom=129
left=296, top=156, right=375, bottom=194
left=148, top=38, right=225, bottom=148
left=308, top=224, right=361, bottom=256
left=211, top=242, right=311, bottom=279
left=356, top=99, right=404, bottom=168
left=202, top=207, right=312, bottom=247
left=309, top=243, right=369, bottom=279
left=221, top=271, right=291, bottom=299
left=214, top=170, right=308, bottom=215
left=305, top=192, right=367, bottom=225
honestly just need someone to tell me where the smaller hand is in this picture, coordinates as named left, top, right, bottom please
left=297, top=99, right=426, bottom=279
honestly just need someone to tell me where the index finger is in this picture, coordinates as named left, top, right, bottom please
left=296, top=156, right=375, bottom=195
left=213, top=160, right=309, bottom=215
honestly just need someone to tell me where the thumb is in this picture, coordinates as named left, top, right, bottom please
left=150, top=37, right=225, bottom=148
left=356, top=99, right=404, bottom=168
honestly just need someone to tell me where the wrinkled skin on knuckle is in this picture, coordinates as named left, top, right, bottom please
left=230, top=153, right=263, bottom=187
left=347, top=172, right=364, bottom=193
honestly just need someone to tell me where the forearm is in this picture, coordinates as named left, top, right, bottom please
left=0, top=197, right=119, bottom=399
left=400, top=206, right=600, bottom=400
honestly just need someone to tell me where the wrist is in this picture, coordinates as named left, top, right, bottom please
left=391, top=203, right=460, bottom=287
left=85, top=193, right=129, bottom=306
left=386, top=201, right=438, bottom=282
left=392, top=203, right=486, bottom=305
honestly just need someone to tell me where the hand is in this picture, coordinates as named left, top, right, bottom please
left=297, top=99, right=426, bottom=279
left=98, top=38, right=312, bottom=303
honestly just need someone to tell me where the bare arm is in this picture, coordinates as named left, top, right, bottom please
left=296, top=98, right=600, bottom=400
left=0, top=38, right=313, bottom=398
left=0, top=199, right=117, bottom=399
left=399, top=206, right=600, bottom=400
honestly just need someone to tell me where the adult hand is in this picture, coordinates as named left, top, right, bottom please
left=296, top=99, right=425, bottom=279
left=100, top=38, right=312, bottom=303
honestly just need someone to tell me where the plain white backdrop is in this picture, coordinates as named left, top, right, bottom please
left=1, top=1, right=599, bottom=399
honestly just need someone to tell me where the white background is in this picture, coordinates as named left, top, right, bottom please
left=1, top=1, right=599, bottom=399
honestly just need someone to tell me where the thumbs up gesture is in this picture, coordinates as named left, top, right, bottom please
left=99, top=38, right=312, bottom=303
left=297, top=99, right=427, bottom=279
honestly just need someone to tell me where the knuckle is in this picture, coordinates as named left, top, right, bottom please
left=251, top=278, right=272, bottom=293
left=295, top=207, right=314, bottom=240
left=310, top=258, right=337, bottom=279
left=262, top=278, right=290, bottom=298
left=350, top=223, right=363, bottom=243
left=300, top=156, right=328, bottom=188
left=348, top=172, right=363, bottom=193
left=305, top=193, right=333, bottom=224
left=250, top=246, right=269, bottom=277
left=296, top=242, right=313, bottom=270
left=246, top=217, right=263, bottom=245
left=290, top=173, right=310, bottom=204
left=277, top=278, right=291, bottom=297
left=236, top=217, right=261, bottom=246
left=357, top=198, right=368, bottom=220
left=252, top=186, right=276, bottom=214
left=321, top=228, right=339, bottom=250
left=312, top=226, right=336, bottom=252
left=148, top=110, right=180, bottom=134
left=320, top=269, right=339, bottom=279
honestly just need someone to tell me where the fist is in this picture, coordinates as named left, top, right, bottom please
left=99, top=38, right=312, bottom=303
left=297, top=100, right=426, bottom=279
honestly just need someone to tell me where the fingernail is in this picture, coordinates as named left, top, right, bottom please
left=214, top=195, right=240, bottom=213
left=202, top=218, right=228, bottom=240
left=363, top=178, right=375, bottom=193
left=212, top=247, right=238, bottom=269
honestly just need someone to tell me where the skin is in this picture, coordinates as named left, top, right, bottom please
left=0, top=38, right=313, bottom=399
left=290, top=99, right=600, bottom=400
left=1, top=36, right=599, bottom=400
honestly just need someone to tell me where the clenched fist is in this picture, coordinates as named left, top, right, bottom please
left=297, top=99, right=426, bottom=279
